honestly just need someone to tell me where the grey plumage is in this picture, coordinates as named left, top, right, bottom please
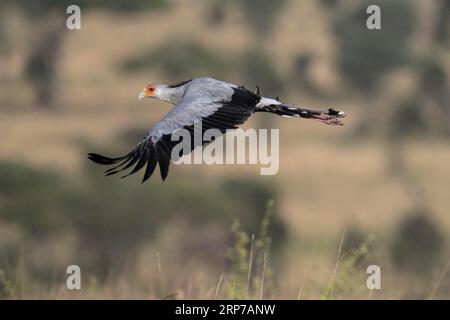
left=88, top=77, right=346, bottom=183
left=148, top=77, right=237, bottom=141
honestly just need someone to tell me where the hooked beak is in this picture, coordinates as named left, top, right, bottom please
left=138, top=88, right=153, bottom=100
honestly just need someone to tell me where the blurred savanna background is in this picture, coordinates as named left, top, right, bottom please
left=0, top=0, right=449, bottom=299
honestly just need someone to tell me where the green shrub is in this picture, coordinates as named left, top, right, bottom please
left=121, top=42, right=226, bottom=79
left=0, top=270, right=14, bottom=299
left=389, top=98, right=428, bottom=139
left=333, top=0, right=416, bottom=92
left=238, top=51, right=285, bottom=98
left=390, top=209, right=444, bottom=274
left=0, top=161, right=287, bottom=285
left=234, top=0, right=287, bottom=36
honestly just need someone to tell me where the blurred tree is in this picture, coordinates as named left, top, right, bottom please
left=418, top=57, right=450, bottom=134
left=319, top=0, right=340, bottom=9
left=0, top=13, right=9, bottom=56
left=207, top=0, right=227, bottom=26
left=239, top=51, right=284, bottom=99
left=333, top=0, right=416, bottom=93
left=433, top=0, right=450, bottom=47
left=234, top=0, right=287, bottom=39
left=121, top=41, right=227, bottom=79
left=238, top=50, right=285, bottom=128
left=419, top=58, right=448, bottom=105
left=389, top=98, right=428, bottom=140
left=207, top=0, right=286, bottom=38
left=292, top=52, right=327, bottom=98
left=1, top=0, right=167, bottom=108
left=333, top=0, right=417, bottom=138
left=390, top=208, right=444, bottom=274
left=24, top=23, right=63, bottom=108
left=386, top=96, right=430, bottom=192
left=212, top=0, right=287, bottom=129
left=0, top=161, right=287, bottom=283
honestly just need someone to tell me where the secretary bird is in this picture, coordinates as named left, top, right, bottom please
left=88, top=77, right=346, bottom=182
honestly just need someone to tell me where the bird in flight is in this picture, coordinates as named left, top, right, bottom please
left=88, top=77, right=345, bottom=182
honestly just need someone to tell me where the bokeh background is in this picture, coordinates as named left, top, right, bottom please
left=0, top=0, right=449, bottom=299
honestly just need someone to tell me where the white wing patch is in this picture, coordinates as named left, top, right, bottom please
left=256, top=97, right=282, bottom=108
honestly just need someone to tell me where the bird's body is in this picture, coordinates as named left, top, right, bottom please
left=88, top=77, right=346, bottom=182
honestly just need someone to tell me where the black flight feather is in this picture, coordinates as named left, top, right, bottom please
left=88, top=87, right=261, bottom=183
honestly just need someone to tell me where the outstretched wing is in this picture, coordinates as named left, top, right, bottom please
left=88, top=78, right=260, bottom=183
left=88, top=138, right=166, bottom=182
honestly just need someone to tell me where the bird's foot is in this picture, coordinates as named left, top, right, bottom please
left=328, top=108, right=346, bottom=118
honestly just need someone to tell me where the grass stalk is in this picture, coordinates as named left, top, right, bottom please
left=429, top=258, right=450, bottom=300
left=259, top=251, right=268, bottom=300
left=245, top=234, right=255, bottom=299
left=214, top=272, right=224, bottom=300
left=324, top=229, right=346, bottom=299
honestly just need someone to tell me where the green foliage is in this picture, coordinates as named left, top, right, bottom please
left=319, top=0, right=340, bottom=9
left=292, top=52, right=325, bottom=98
left=0, top=270, right=14, bottom=299
left=123, top=45, right=285, bottom=99
left=389, top=98, right=428, bottom=139
left=225, top=200, right=275, bottom=299
left=3, top=0, right=167, bottom=17
left=0, top=161, right=286, bottom=285
left=226, top=221, right=250, bottom=298
left=331, top=235, right=375, bottom=298
left=2, top=0, right=168, bottom=106
left=322, top=234, right=375, bottom=299
left=390, top=209, right=444, bottom=274
left=207, top=0, right=227, bottom=26
left=234, top=0, right=287, bottom=36
left=121, top=42, right=226, bottom=79
left=0, top=15, right=9, bottom=56
left=333, top=0, right=416, bottom=92
left=418, top=56, right=449, bottom=107
left=341, top=227, right=372, bottom=267
left=433, top=0, right=450, bottom=47
left=221, top=179, right=286, bottom=249
left=24, top=27, right=62, bottom=106
left=0, top=162, right=66, bottom=235
left=238, top=51, right=285, bottom=98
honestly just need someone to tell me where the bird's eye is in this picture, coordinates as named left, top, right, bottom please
left=149, top=86, right=155, bottom=92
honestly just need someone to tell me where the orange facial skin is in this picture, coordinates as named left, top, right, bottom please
left=139, top=84, right=156, bottom=99
left=144, top=84, right=156, bottom=96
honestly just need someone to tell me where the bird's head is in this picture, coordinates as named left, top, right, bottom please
left=138, top=83, right=163, bottom=100
left=138, top=81, right=188, bottom=104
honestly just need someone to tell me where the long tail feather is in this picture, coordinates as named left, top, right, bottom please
left=258, top=104, right=346, bottom=125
